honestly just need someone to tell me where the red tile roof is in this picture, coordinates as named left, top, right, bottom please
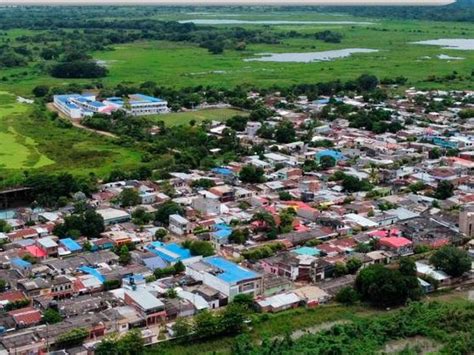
left=0, top=290, right=26, bottom=303
left=8, top=228, right=37, bottom=240
left=379, top=236, right=412, bottom=249
left=9, top=307, right=41, bottom=325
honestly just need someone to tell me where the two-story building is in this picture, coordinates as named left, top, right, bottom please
left=186, top=256, right=263, bottom=301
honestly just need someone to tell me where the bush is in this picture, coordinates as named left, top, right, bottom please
left=430, top=246, right=471, bottom=277
left=335, top=287, right=359, bottom=305
left=50, top=61, right=108, bottom=78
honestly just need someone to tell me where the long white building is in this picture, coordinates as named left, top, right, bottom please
left=54, top=93, right=169, bottom=119
left=104, top=94, right=169, bottom=116
left=53, top=94, right=113, bottom=119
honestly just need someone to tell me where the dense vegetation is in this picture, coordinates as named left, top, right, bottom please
left=231, top=300, right=474, bottom=354
left=324, top=0, right=474, bottom=22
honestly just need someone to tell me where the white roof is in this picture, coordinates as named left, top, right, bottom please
left=264, top=153, right=288, bottom=162
left=344, top=213, right=378, bottom=228
left=257, top=292, right=300, bottom=309
left=125, top=289, right=164, bottom=310
left=97, top=208, right=130, bottom=221
left=387, top=207, right=420, bottom=221
left=198, top=190, right=219, bottom=199
left=38, top=237, right=58, bottom=248
left=169, top=214, right=189, bottom=224
left=415, top=262, right=449, bottom=281
left=177, top=290, right=209, bottom=310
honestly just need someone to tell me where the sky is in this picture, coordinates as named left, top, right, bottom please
left=0, top=0, right=455, bottom=5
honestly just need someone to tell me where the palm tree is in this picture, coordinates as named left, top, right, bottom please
left=369, top=164, right=380, bottom=185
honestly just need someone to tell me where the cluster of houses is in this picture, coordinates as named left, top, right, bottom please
left=0, top=87, right=473, bottom=354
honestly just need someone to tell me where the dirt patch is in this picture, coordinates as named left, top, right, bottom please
left=381, top=336, right=441, bottom=354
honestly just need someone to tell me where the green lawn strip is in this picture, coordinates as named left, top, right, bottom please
left=155, top=108, right=248, bottom=127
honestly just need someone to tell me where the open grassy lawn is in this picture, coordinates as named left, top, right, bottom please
left=0, top=91, right=143, bottom=186
left=156, top=108, right=248, bottom=126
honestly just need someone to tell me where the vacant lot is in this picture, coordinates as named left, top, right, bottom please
left=156, top=108, right=248, bottom=126
left=0, top=92, right=54, bottom=171
left=0, top=91, right=143, bottom=186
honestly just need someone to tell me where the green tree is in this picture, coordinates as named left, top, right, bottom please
left=118, top=245, right=131, bottom=265
left=342, top=174, right=373, bottom=192
left=220, top=303, right=249, bottom=335
left=356, top=74, right=379, bottom=91
left=94, top=336, right=119, bottom=355
left=154, top=229, right=168, bottom=241
left=155, top=201, right=184, bottom=225
left=173, top=261, right=186, bottom=273
left=229, top=229, right=249, bottom=245
left=399, top=257, right=417, bottom=277
left=182, top=240, right=214, bottom=257
left=278, top=191, right=293, bottom=201
left=346, top=258, right=363, bottom=274
left=82, top=210, right=105, bottom=239
left=119, top=188, right=141, bottom=207
left=191, top=179, right=216, bottom=189
left=173, top=317, right=193, bottom=338
left=334, top=262, right=348, bottom=277
left=117, top=329, right=144, bottom=354
left=319, top=155, right=336, bottom=170
left=335, top=287, right=359, bottom=305
left=430, top=246, right=471, bottom=277
left=32, top=85, right=49, bottom=97
left=0, top=278, right=7, bottom=292
left=233, top=293, right=254, bottom=309
left=55, top=328, right=89, bottom=348
left=434, top=180, right=454, bottom=200
left=132, top=207, right=151, bottom=225
left=194, top=310, right=220, bottom=339
left=355, top=264, right=410, bottom=307
left=274, top=120, right=296, bottom=143
left=239, top=164, right=265, bottom=184
left=43, top=308, right=63, bottom=324
left=0, top=220, right=12, bottom=233
left=429, top=148, right=442, bottom=159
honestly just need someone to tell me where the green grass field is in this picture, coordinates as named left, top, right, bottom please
left=156, top=108, right=248, bottom=126
left=93, top=20, right=472, bottom=90
left=0, top=15, right=472, bottom=96
left=0, top=91, right=143, bottom=185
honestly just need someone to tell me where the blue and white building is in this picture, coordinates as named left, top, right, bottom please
left=104, top=94, right=169, bottom=116
left=54, top=93, right=168, bottom=119
left=186, top=256, right=263, bottom=300
left=53, top=94, right=112, bottom=119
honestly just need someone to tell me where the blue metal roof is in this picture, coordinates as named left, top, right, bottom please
left=213, top=223, right=232, bottom=239
left=131, top=94, right=163, bottom=103
left=293, top=246, right=320, bottom=256
left=205, top=256, right=259, bottom=284
left=146, top=242, right=192, bottom=263
left=143, top=256, right=168, bottom=270
left=212, top=167, right=233, bottom=176
left=78, top=266, right=105, bottom=284
left=59, top=238, right=82, bottom=252
left=316, top=149, right=346, bottom=161
left=11, top=258, right=31, bottom=269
